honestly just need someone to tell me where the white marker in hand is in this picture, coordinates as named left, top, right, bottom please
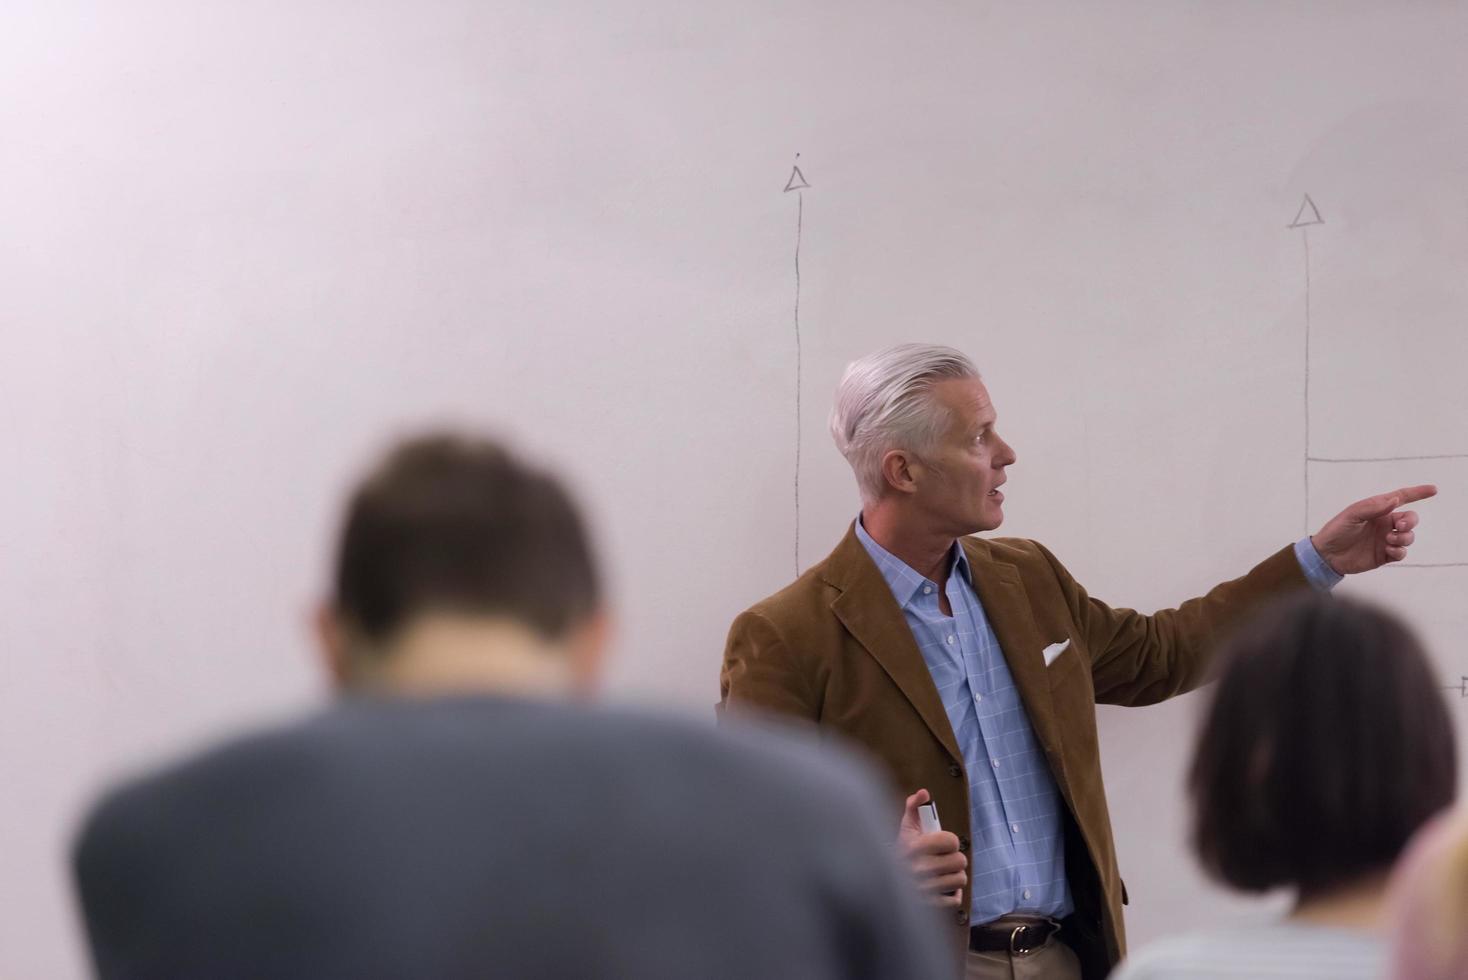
left=917, top=801, right=941, bottom=835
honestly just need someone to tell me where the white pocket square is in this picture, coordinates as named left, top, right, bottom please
left=1042, top=640, right=1071, bottom=667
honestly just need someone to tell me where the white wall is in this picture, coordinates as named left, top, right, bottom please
left=4, top=2, right=1467, bottom=975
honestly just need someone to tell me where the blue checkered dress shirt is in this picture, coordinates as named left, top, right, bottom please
left=854, top=519, right=1341, bottom=925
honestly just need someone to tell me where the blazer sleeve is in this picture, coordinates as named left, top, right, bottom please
left=1034, top=542, right=1311, bottom=706
left=719, top=609, right=821, bottom=723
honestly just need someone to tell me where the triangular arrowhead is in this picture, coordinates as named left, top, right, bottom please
left=784, top=165, right=810, bottom=193
left=1287, top=193, right=1324, bottom=229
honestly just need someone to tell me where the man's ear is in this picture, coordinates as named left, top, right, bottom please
left=879, top=448, right=920, bottom=496
left=566, top=608, right=613, bottom=701
left=313, top=602, right=354, bottom=691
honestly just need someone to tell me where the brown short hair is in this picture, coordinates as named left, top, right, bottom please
left=1189, top=594, right=1456, bottom=898
left=332, top=433, right=599, bottom=643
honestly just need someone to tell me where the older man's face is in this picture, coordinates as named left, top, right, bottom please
left=913, top=378, right=1016, bottom=535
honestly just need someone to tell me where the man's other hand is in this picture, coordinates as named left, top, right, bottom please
left=897, top=789, right=967, bottom=908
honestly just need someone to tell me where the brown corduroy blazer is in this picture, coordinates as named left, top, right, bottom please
left=720, top=525, right=1308, bottom=975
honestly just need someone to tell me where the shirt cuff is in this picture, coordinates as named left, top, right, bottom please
left=1294, top=537, right=1344, bottom=591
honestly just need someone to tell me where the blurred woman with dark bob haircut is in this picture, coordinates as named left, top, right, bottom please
left=1114, top=593, right=1456, bottom=979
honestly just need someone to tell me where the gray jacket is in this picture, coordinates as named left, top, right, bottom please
left=73, top=695, right=952, bottom=979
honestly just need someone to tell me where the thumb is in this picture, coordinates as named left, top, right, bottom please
left=899, top=788, right=930, bottom=835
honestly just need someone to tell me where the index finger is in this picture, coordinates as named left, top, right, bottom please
left=1391, top=484, right=1438, bottom=507
left=1355, top=484, right=1438, bottom=518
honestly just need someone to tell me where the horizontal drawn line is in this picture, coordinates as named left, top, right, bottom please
left=1307, top=453, right=1468, bottom=463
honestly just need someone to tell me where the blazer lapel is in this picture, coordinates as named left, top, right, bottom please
left=963, top=539, right=1066, bottom=768
left=824, top=527, right=964, bottom=765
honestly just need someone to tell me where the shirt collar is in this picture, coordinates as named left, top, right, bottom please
left=853, top=516, right=973, bottom=609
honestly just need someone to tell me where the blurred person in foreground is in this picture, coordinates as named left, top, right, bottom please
left=1113, top=594, right=1456, bottom=979
left=72, top=432, right=952, bottom=980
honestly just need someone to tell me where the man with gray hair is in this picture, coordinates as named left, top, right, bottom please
left=720, top=344, right=1435, bottom=979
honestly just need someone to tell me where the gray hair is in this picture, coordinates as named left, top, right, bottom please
left=828, top=344, right=980, bottom=504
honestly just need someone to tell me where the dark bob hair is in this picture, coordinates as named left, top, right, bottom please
left=1189, top=593, right=1456, bottom=898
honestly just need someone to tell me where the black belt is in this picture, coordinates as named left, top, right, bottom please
left=968, top=917, right=1061, bottom=955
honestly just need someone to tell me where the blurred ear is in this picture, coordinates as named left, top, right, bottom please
left=567, top=608, right=613, bottom=701
left=313, top=602, right=354, bottom=692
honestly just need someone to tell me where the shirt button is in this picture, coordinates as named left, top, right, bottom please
left=946, top=635, right=955, bottom=645
left=1023, top=889, right=1032, bottom=901
left=991, top=758, right=1001, bottom=769
left=974, top=692, right=983, bottom=704
left=922, top=585, right=933, bottom=594
left=1011, top=823, right=1020, bottom=834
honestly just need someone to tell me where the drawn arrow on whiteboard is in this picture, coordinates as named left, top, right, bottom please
left=786, top=155, right=809, bottom=574
left=1289, top=193, right=1323, bottom=534
left=1288, top=192, right=1468, bottom=568
left=1287, top=193, right=1324, bottom=229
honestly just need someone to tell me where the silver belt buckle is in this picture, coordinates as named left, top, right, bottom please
left=1009, top=922, right=1051, bottom=956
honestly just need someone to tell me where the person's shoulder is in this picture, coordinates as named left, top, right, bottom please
left=963, top=534, right=1066, bottom=574
left=630, top=704, right=905, bottom=834
left=742, top=557, right=837, bottom=617
left=729, top=548, right=846, bottom=642
left=590, top=702, right=884, bottom=804
left=73, top=709, right=334, bottom=869
left=72, top=698, right=892, bottom=874
left=1111, top=930, right=1250, bottom=978
left=1114, top=924, right=1384, bottom=980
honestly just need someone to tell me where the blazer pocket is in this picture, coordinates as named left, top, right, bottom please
left=1045, top=635, right=1094, bottom=703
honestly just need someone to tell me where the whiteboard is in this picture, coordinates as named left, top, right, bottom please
left=4, top=3, right=1467, bottom=976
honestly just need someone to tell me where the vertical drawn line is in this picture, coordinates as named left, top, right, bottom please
left=793, top=190, right=803, bottom=576
left=1288, top=193, right=1323, bottom=535
left=1303, top=228, right=1311, bottom=536
left=784, top=156, right=810, bottom=576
